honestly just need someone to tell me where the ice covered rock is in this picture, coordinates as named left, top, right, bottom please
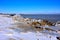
left=55, top=21, right=60, bottom=27
left=12, top=14, right=24, bottom=23
left=0, top=14, right=59, bottom=40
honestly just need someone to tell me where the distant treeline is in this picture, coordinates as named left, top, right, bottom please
left=0, top=13, right=16, bottom=16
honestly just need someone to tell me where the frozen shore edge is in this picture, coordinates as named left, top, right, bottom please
left=0, top=14, right=60, bottom=40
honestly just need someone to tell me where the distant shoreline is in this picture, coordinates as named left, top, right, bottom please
left=0, top=13, right=60, bottom=15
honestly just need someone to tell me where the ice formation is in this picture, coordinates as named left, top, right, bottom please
left=0, top=14, right=59, bottom=40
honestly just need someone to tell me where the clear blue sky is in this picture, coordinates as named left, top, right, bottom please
left=0, top=0, right=60, bottom=14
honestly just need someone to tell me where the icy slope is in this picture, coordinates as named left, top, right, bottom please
left=0, top=15, right=57, bottom=40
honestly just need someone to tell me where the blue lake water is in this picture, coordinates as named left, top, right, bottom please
left=21, top=14, right=60, bottom=22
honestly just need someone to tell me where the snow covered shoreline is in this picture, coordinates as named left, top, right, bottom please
left=0, top=14, right=60, bottom=40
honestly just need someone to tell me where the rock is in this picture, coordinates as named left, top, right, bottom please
left=47, top=22, right=53, bottom=26
left=45, top=28, right=54, bottom=31
left=12, top=14, right=24, bottom=22
left=39, top=20, right=47, bottom=26
left=31, top=22, right=41, bottom=27
left=55, top=21, right=60, bottom=27
left=56, top=37, right=60, bottom=40
left=57, top=30, right=60, bottom=34
left=34, top=26, right=43, bottom=31
left=40, top=20, right=53, bottom=26
left=9, top=38, right=16, bottom=40
left=10, top=14, right=16, bottom=16
left=24, top=18, right=31, bottom=21
left=37, top=19, right=42, bottom=23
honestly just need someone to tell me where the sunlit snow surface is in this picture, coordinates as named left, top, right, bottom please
left=0, top=15, right=58, bottom=40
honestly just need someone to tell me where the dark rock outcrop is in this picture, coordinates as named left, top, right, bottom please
left=56, top=37, right=60, bottom=40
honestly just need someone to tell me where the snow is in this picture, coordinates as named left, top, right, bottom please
left=0, top=15, right=58, bottom=40
left=0, top=30, right=57, bottom=40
